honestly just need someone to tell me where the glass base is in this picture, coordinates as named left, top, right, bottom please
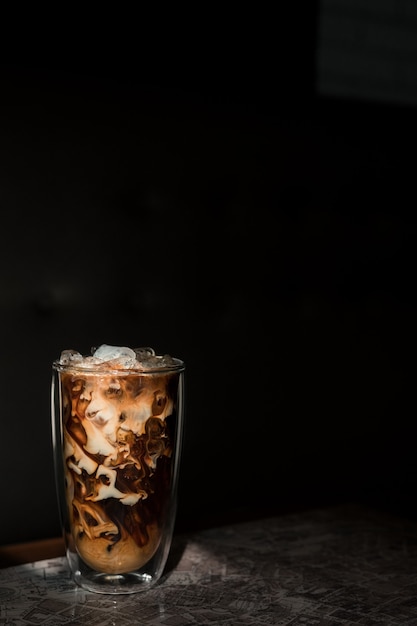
left=73, top=570, right=156, bottom=595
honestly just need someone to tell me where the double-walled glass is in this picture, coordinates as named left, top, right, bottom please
left=51, top=353, right=185, bottom=594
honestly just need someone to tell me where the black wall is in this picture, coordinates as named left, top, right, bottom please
left=1, top=9, right=417, bottom=545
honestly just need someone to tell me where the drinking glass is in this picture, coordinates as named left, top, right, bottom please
left=51, top=346, right=185, bottom=594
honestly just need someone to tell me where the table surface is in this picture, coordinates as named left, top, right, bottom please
left=1, top=503, right=417, bottom=625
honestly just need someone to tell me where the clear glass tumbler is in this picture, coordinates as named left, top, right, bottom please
left=51, top=346, right=185, bottom=594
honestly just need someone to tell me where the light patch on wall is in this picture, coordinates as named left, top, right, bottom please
left=317, top=0, right=417, bottom=106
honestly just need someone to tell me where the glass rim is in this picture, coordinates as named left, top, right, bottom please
left=52, top=357, right=185, bottom=375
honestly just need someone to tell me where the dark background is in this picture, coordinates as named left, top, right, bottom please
left=1, top=5, right=417, bottom=545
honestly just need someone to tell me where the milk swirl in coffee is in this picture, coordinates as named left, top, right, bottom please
left=54, top=345, right=183, bottom=575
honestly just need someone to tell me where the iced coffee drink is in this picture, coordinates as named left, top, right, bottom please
left=51, top=344, right=185, bottom=593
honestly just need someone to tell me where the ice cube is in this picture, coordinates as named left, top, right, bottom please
left=59, top=349, right=83, bottom=365
left=93, top=345, right=136, bottom=362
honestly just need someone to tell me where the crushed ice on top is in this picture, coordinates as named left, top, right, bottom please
left=58, top=344, right=179, bottom=370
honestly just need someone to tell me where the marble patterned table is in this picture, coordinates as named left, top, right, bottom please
left=1, top=503, right=417, bottom=624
